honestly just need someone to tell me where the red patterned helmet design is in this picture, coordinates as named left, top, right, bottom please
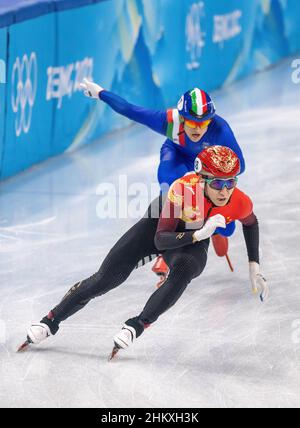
left=195, top=146, right=240, bottom=177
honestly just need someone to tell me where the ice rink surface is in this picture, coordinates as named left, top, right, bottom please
left=1, top=57, right=300, bottom=408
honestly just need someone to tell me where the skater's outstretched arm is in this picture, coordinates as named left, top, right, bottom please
left=240, top=212, right=259, bottom=263
left=81, top=79, right=167, bottom=135
left=240, top=213, right=269, bottom=302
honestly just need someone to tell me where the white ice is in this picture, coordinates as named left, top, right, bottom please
left=0, top=57, right=300, bottom=408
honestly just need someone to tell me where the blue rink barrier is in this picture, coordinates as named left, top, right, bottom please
left=0, top=0, right=300, bottom=180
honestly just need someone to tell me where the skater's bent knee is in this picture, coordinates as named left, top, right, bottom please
left=169, top=253, right=203, bottom=276
left=170, top=252, right=196, bottom=265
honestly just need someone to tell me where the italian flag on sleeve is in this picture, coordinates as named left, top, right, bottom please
left=166, top=109, right=186, bottom=147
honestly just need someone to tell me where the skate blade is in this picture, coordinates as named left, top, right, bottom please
left=17, top=340, right=31, bottom=353
left=108, top=345, right=120, bottom=361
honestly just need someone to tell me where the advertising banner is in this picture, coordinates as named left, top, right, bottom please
left=0, top=0, right=300, bottom=179
left=2, top=14, right=55, bottom=178
left=0, top=28, right=7, bottom=175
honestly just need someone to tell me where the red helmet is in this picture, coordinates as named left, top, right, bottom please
left=194, top=146, right=240, bottom=177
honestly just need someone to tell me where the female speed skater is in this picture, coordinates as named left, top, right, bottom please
left=80, top=79, right=246, bottom=279
left=18, top=146, right=269, bottom=359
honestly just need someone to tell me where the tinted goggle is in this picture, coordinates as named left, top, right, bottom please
left=203, top=176, right=238, bottom=190
left=184, top=119, right=212, bottom=129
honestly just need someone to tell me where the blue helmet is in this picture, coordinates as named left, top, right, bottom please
left=177, top=88, right=216, bottom=121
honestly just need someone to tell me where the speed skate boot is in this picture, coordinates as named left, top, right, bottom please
left=17, top=312, right=59, bottom=352
left=211, top=234, right=234, bottom=272
left=152, top=256, right=169, bottom=288
left=108, top=317, right=147, bottom=360
left=212, top=234, right=228, bottom=256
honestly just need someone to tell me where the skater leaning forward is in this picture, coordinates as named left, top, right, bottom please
left=19, top=146, right=269, bottom=357
left=80, top=79, right=246, bottom=280
left=80, top=79, right=246, bottom=189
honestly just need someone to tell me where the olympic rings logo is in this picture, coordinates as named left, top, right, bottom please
left=11, top=52, right=38, bottom=137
